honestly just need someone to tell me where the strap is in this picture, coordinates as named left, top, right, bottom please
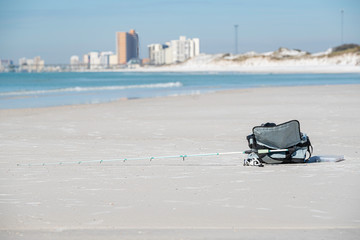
left=305, top=137, right=313, bottom=160
left=284, top=146, right=296, bottom=163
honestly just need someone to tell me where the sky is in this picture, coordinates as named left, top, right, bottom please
left=0, top=0, right=359, bottom=64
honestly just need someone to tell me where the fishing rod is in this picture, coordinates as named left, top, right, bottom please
left=17, top=149, right=290, bottom=167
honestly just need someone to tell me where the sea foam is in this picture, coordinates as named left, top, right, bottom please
left=0, top=81, right=183, bottom=96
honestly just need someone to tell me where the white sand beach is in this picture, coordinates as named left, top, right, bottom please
left=90, top=51, right=360, bottom=74
left=1, top=84, right=360, bottom=239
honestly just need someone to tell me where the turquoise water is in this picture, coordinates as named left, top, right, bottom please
left=0, top=72, right=359, bottom=109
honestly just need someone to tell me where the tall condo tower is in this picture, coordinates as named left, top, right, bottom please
left=116, top=29, right=139, bottom=64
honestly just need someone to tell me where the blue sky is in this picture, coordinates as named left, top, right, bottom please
left=1, top=0, right=359, bottom=64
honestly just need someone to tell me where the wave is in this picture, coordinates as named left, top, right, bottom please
left=0, top=82, right=183, bottom=96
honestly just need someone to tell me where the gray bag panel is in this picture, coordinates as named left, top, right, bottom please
left=253, top=120, right=302, bottom=149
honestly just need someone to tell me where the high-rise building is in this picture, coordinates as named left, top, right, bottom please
left=170, top=36, right=200, bottom=63
left=148, top=36, right=200, bottom=65
left=99, top=51, right=115, bottom=68
left=116, top=29, right=139, bottom=65
left=89, top=51, right=100, bottom=69
left=148, top=44, right=169, bottom=65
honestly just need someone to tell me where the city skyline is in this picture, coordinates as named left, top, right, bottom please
left=1, top=0, right=360, bottom=64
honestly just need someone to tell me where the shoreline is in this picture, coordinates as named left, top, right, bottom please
left=3, top=64, right=360, bottom=74
left=65, top=65, right=360, bottom=74
left=1, top=82, right=360, bottom=111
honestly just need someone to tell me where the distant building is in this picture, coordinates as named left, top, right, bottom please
left=116, top=29, right=139, bottom=65
left=109, top=54, right=118, bottom=66
left=148, top=44, right=167, bottom=65
left=70, top=55, right=80, bottom=71
left=83, top=54, right=90, bottom=65
left=148, top=36, right=200, bottom=65
left=170, top=36, right=200, bottom=63
left=89, top=52, right=100, bottom=69
left=1, top=59, right=13, bottom=66
left=0, top=59, right=13, bottom=72
left=70, top=55, right=79, bottom=65
left=99, top=51, right=116, bottom=68
left=18, top=56, right=44, bottom=72
left=79, top=51, right=117, bottom=70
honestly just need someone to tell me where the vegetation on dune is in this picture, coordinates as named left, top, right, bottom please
left=329, top=44, right=360, bottom=57
left=221, top=44, right=360, bottom=62
left=333, top=44, right=360, bottom=52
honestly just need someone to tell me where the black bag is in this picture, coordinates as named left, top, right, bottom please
left=246, top=120, right=312, bottom=164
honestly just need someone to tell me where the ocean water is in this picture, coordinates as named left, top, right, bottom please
left=0, top=72, right=359, bottom=109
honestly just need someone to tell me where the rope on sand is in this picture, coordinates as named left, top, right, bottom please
left=17, top=151, right=247, bottom=167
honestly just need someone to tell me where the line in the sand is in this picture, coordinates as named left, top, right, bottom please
left=17, top=151, right=247, bottom=167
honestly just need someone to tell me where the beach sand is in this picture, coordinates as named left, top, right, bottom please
left=0, top=85, right=360, bottom=239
